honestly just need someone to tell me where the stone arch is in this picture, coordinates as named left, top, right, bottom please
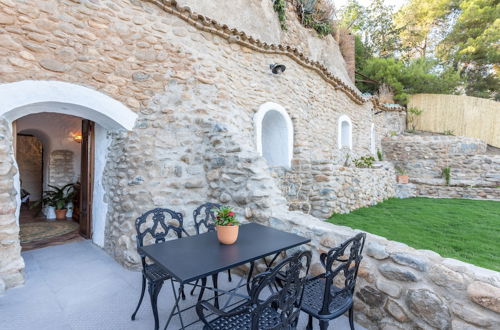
left=254, top=102, right=294, bottom=168
left=338, top=114, right=352, bottom=149
left=1, top=80, right=137, bottom=247
left=0, top=80, right=137, bottom=130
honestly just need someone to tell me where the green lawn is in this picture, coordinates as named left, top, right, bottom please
left=327, top=197, right=500, bottom=271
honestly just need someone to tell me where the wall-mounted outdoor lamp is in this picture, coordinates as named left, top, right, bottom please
left=270, top=64, right=286, bottom=74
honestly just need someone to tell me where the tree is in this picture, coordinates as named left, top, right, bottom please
left=363, top=0, right=402, bottom=57
left=394, top=0, right=454, bottom=59
left=437, top=0, right=499, bottom=99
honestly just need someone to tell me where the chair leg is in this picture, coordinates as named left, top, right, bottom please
left=227, top=269, right=232, bottom=282
left=198, top=277, right=207, bottom=302
left=349, top=307, right=355, bottom=330
left=319, top=320, right=329, bottom=330
left=148, top=280, right=164, bottom=330
left=306, top=314, right=313, bottom=330
left=181, top=287, right=186, bottom=300
left=190, top=279, right=199, bottom=296
left=212, top=273, right=219, bottom=309
left=131, top=274, right=146, bottom=320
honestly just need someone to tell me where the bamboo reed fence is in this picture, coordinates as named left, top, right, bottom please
left=408, top=94, right=500, bottom=147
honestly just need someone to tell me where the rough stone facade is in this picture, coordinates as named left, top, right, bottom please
left=383, top=135, right=500, bottom=200
left=0, top=0, right=498, bottom=328
left=0, top=118, right=24, bottom=292
left=272, top=162, right=396, bottom=217
left=48, top=150, right=74, bottom=188
left=16, top=135, right=43, bottom=200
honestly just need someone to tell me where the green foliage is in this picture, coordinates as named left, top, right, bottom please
left=389, top=131, right=397, bottom=137
left=273, top=0, right=287, bottom=30
left=395, top=167, right=407, bottom=175
left=407, top=107, right=424, bottom=130
left=298, top=0, right=335, bottom=36
left=376, top=149, right=383, bottom=161
left=356, top=57, right=462, bottom=104
left=34, top=184, right=75, bottom=210
left=353, top=156, right=375, bottom=168
left=443, top=130, right=455, bottom=135
left=327, top=197, right=500, bottom=271
left=213, top=206, right=240, bottom=226
left=442, top=167, right=452, bottom=185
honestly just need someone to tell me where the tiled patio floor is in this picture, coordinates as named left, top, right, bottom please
left=0, top=241, right=362, bottom=329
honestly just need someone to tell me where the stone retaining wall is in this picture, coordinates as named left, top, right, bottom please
left=48, top=150, right=74, bottom=189
left=272, top=161, right=396, bottom=218
left=383, top=135, right=500, bottom=200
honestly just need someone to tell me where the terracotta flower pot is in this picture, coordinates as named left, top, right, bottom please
left=397, top=175, right=409, bottom=184
left=55, top=209, right=68, bottom=220
left=216, top=225, right=239, bottom=245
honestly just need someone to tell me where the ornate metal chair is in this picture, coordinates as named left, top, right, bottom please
left=190, top=203, right=231, bottom=308
left=130, top=208, right=189, bottom=330
left=196, top=250, right=312, bottom=330
left=301, top=233, right=366, bottom=330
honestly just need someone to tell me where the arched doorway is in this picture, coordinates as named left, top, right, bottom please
left=0, top=80, right=137, bottom=288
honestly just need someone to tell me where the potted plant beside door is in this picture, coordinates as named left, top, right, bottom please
left=213, top=206, right=240, bottom=245
left=35, top=184, right=75, bottom=220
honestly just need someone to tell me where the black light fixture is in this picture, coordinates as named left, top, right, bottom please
left=270, top=64, right=286, bottom=74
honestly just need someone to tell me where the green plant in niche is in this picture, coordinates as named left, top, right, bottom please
left=354, top=156, right=375, bottom=168
left=377, top=149, right=383, bottom=161
left=442, top=167, right=451, bottom=186
left=273, top=0, right=287, bottom=30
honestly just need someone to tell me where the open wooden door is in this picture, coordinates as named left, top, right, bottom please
left=80, top=120, right=94, bottom=239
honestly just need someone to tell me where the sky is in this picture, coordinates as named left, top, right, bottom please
left=334, top=0, right=406, bottom=10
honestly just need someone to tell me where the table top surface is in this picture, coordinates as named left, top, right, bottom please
left=139, top=222, right=310, bottom=283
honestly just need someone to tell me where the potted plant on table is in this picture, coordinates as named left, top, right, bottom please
left=213, top=206, right=240, bottom=245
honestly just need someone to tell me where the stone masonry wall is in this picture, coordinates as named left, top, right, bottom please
left=383, top=135, right=500, bottom=200
left=0, top=118, right=24, bottom=293
left=16, top=135, right=43, bottom=201
left=2, top=1, right=497, bottom=328
left=48, top=150, right=75, bottom=189
left=272, top=161, right=396, bottom=218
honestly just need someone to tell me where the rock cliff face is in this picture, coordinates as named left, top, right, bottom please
left=176, top=0, right=355, bottom=87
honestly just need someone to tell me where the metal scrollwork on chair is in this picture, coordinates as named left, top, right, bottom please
left=131, top=208, right=189, bottom=330
left=301, top=232, right=366, bottom=330
left=196, top=250, right=312, bottom=330
left=193, top=202, right=221, bottom=235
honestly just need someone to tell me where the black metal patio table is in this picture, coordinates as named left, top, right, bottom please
left=138, top=222, right=311, bottom=330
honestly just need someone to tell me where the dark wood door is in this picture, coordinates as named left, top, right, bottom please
left=80, top=120, right=95, bottom=239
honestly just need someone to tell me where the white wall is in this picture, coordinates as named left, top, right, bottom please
left=262, top=110, right=290, bottom=167
left=92, top=124, right=111, bottom=247
left=16, top=112, right=82, bottom=191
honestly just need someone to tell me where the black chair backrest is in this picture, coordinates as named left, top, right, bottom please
left=248, top=251, right=312, bottom=330
left=193, top=202, right=221, bottom=235
left=319, top=233, right=366, bottom=315
left=135, top=208, right=188, bottom=263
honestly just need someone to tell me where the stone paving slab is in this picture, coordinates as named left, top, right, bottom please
left=0, top=241, right=360, bottom=329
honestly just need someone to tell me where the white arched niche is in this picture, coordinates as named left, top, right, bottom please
left=254, top=102, right=294, bottom=168
left=1, top=80, right=137, bottom=247
left=338, top=114, right=352, bottom=149
left=370, top=123, right=377, bottom=155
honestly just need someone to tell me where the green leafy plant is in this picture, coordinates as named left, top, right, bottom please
left=273, top=0, right=287, bottom=30
left=443, top=130, right=454, bottom=136
left=33, top=184, right=75, bottom=210
left=389, top=131, right=397, bottom=137
left=377, top=149, right=383, bottom=161
left=396, top=167, right=407, bottom=175
left=354, top=156, right=375, bottom=168
left=213, top=206, right=240, bottom=226
left=297, top=0, right=335, bottom=36
left=442, top=167, right=451, bottom=186
left=343, top=153, right=351, bottom=167
left=407, top=107, right=423, bottom=131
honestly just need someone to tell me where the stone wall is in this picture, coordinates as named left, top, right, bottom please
left=16, top=135, right=43, bottom=201
left=383, top=135, right=500, bottom=200
left=48, top=150, right=75, bottom=189
left=272, top=161, right=396, bottom=218
left=0, top=118, right=24, bottom=292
